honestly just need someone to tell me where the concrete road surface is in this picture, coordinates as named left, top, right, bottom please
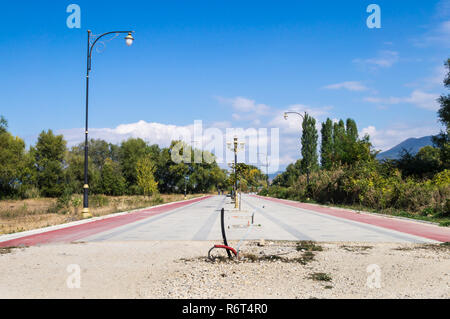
left=2, top=195, right=448, bottom=247
left=78, top=195, right=440, bottom=243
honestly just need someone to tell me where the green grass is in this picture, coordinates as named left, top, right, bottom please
left=292, top=251, right=315, bottom=265
left=241, top=251, right=316, bottom=264
left=308, top=273, right=332, bottom=282
left=394, top=242, right=450, bottom=251
left=297, top=200, right=450, bottom=227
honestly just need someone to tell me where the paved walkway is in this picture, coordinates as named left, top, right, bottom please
left=1, top=195, right=449, bottom=246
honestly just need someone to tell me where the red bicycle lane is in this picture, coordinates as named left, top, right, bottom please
left=0, top=196, right=212, bottom=247
left=251, top=195, right=450, bottom=242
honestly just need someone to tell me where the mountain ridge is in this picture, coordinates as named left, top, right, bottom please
left=377, top=136, right=434, bottom=160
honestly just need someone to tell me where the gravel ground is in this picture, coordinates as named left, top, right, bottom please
left=0, top=240, right=448, bottom=299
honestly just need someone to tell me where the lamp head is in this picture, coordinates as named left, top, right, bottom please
left=125, top=32, right=135, bottom=47
left=283, top=112, right=288, bottom=120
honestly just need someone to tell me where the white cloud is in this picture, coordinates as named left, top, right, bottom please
left=413, top=20, right=450, bottom=47
left=58, top=120, right=195, bottom=148
left=324, top=81, right=369, bottom=92
left=353, top=51, right=399, bottom=69
left=427, top=64, right=447, bottom=87
left=269, top=104, right=331, bottom=134
left=216, top=96, right=270, bottom=115
left=364, top=90, right=440, bottom=111
left=407, top=90, right=441, bottom=110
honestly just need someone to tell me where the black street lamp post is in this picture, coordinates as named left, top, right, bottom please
left=82, top=30, right=135, bottom=218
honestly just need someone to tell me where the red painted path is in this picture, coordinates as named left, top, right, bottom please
left=252, top=195, right=450, bottom=242
left=0, top=196, right=211, bottom=247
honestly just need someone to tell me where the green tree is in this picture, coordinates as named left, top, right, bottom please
left=0, top=116, right=7, bottom=134
left=433, top=58, right=450, bottom=169
left=0, top=130, right=26, bottom=198
left=346, top=118, right=358, bottom=142
left=64, top=151, right=100, bottom=195
left=33, top=130, right=67, bottom=197
left=71, top=139, right=120, bottom=170
left=136, top=156, right=158, bottom=196
left=333, top=120, right=346, bottom=163
left=272, top=159, right=302, bottom=187
left=301, top=113, right=319, bottom=183
left=395, top=146, right=442, bottom=178
left=320, top=118, right=334, bottom=170
left=119, top=138, right=151, bottom=193
left=100, top=158, right=126, bottom=196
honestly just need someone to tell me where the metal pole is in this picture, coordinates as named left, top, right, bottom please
left=82, top=30, right=91, bottom=218
left=234, top=137, right=238, bottom=209
left=303, top=112, right=310, bottom=187
left=80, top=30, right=134, bottom=219
left=220, top=208, right=232, bottom=258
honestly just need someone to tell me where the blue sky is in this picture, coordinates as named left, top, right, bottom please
left=0, top=0, right=449, bottom=171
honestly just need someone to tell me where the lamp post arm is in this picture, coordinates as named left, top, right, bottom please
left=284, top=111, right=306, bottom=120
left=88, top=31, right=135, bottom=70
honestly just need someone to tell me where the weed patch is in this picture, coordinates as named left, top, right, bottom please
left=308, top=273, right=332, bottom=282
left=0, top=246, right=26, bottom=255
left=296, top=241, right=323, bottom=252
left=340, top=245, right=373, bottom=252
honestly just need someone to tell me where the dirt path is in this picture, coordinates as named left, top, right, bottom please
left=0, top=241, right=448, bottom=299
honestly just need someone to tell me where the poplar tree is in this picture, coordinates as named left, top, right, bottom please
left=136, top=156, right=159, bottom=197
left=320, top=118, right=334, bottom=170
left=433, top=58, right=450, bottom=169
left=301, top=113, right=318, bottom=184
left=0, top=116, right=7, bottom=134
left=346, top=118, right=358, bottom=142
left=333, top=120, right=346, bottom=163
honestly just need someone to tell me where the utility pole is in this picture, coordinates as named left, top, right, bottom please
left=227, top=137, right=244, bottom=209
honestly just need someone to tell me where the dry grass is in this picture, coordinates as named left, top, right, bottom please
left=0, top=194, right=205, bottom=235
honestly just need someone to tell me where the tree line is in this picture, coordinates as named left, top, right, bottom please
left=0, top=120, right=268, bottom=199
left=272, top=117, right=373, bottom=187
left=0, top=124, right=245, bottom=198
left=264, top=58, right=450, bottom=221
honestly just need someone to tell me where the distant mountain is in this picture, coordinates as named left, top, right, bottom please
left=377, top=136, right=434, bottom=160
left=268, top=171, right=283, bottom=181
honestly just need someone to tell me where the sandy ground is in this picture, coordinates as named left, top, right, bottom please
left=0, top=240, right=448, bottom=299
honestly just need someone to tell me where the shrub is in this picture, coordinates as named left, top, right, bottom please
left=89, top=194, right=110, bottom=208
left=266, top=162, right=450, bottom=218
